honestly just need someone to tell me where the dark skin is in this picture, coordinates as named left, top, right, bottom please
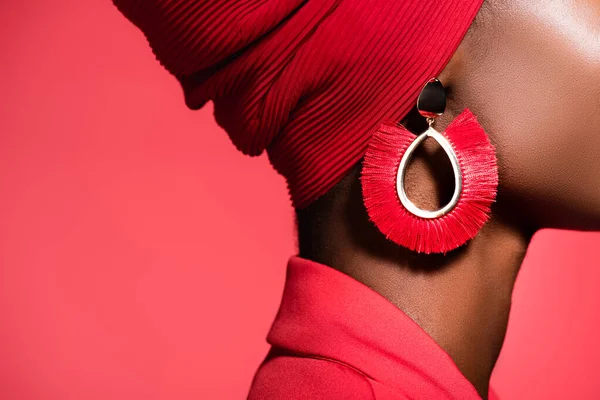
left=298, top=0, right=600, bottom=398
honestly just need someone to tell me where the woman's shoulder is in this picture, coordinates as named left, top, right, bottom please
left=247, top=354, right=376, bottom=400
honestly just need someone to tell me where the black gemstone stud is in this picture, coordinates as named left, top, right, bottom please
left=417, top=78, right=446, bottom=119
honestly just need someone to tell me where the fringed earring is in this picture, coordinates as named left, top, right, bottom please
left=361, top=78, right=498, bottom=254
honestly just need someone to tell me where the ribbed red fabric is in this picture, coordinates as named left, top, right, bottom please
left=113, top=0, right=484, bottom=209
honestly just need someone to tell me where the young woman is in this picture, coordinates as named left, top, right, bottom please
left=113, top=0, right=600, bottom=398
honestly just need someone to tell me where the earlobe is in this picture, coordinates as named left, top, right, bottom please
left=438, top=43, right=467, bottom=89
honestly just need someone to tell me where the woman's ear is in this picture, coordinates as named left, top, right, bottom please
left=438, top=41, right=467, bottom=92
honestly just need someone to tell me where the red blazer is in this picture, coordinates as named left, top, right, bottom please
left=248, top=256, right=500, bottom=399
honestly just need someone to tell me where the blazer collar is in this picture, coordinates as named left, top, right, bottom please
left=266, top=256, right=481, bottom=400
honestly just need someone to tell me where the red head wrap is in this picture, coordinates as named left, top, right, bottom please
left=113, top=0, right=484, bottom=208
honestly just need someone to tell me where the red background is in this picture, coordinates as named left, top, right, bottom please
left=1, top=1, right=599, bottom=399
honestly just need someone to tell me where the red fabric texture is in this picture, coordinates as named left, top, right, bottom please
left=248, top=256, right=501, bottom=399
left=112, top=0, right=484, bottom=208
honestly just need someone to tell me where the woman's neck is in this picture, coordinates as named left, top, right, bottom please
left=297, top=165, right=531, bottom=399
left=327, top=217, right=528, bottom=398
